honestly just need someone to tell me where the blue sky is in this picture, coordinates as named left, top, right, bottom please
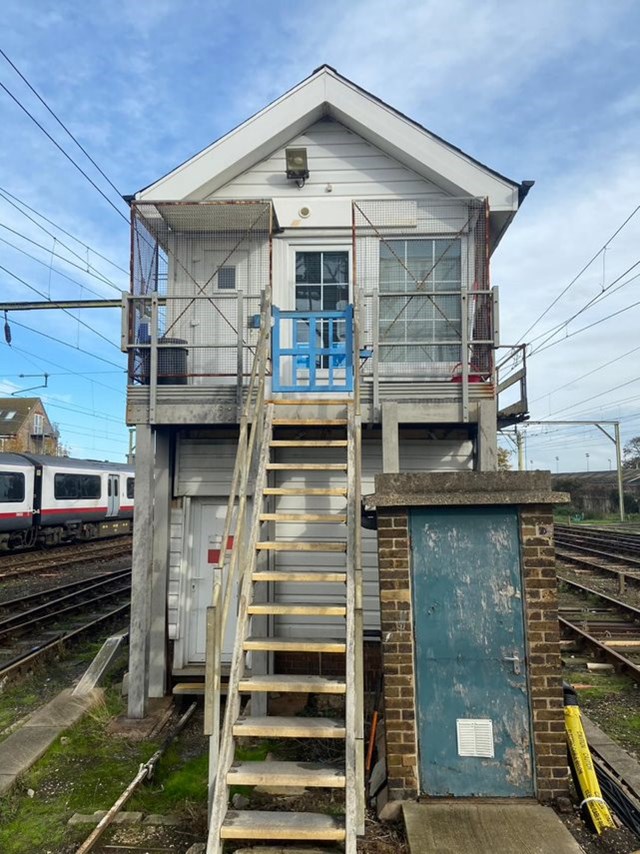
left=1, top=0, right=639, bottom=470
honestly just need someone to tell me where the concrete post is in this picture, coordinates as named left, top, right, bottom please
left=476, top=399, right=498, bottom=471
left=381, top=403, right=400, bottom=473
left=128, top=425, right=154, bottom=719
left=149, top=429, right=171, bottom=698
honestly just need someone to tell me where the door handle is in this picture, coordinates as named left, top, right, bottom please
left=503, top=653, right=521, bottom=675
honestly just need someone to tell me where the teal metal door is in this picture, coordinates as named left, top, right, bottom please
left=411, top=506, right=534, bottom=797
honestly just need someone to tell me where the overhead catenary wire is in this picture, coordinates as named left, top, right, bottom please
left=0, top=78, right=129, bottom=226
left=5, top=316, right=125, bottom=370
left=0, top=190, right=123, bottom=291
left=0, top=220, right=122, bottom=291
left=1, top=262, right=120, bottom=350
left=516, top=202, right=640, bottom=344
left=0, top=185, right=128, bottom=274
left=528, top=297, right=640, bottom=358
left=7, top=342, right=126, bottom=396
left=528, top=259, right=640, bottom=353
left=529, top=344, right=640, bottom=405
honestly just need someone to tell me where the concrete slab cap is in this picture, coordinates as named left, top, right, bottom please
left=402, top=802, right=583, bottom=854
left=0, top=725, right=61, bottom=775
left=23, top=689, right=97, bottom=728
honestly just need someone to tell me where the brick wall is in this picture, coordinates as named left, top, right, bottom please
left=376, top=503, right=568, bottom=804
left=520, top=505, right=568, bottom=801
left=376, top=509, right=418, bottom=800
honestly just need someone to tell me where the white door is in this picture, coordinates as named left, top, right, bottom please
left=186, top=500, right=239, bottom=665
left=107, top=475, right=120, bottom=516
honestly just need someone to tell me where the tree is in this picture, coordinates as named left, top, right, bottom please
left=497, top=447, right=512, bottom=471
left=623, top=436, right=640, bottom=469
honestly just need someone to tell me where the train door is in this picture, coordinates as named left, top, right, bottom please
left=107, top=475, right=120, bottom=517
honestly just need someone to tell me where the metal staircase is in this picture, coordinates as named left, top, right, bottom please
left=204, top=301, right=364, bottom=853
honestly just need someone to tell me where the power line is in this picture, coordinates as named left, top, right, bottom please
left=529, top=344, right=640, bottom=405
left=7, top=342, right=125, bottom=396
left=0, top=78, right=129, bottom=226
left=0, top=220, right=122, bottom=291
left=0, top=191, right=123, bottom=291
left=5, top=316, right=125, bottom=369
left=544, top=376, right=640, bottom=418
left=0, top=185, right=127, bottom=274
left=528, top=260, right=640, bottom=353
left=1, top=262, right=120, bottom=350
left=0, top=233, right=110, bottom=300
left=0, top=50, right=126, bottom=209
left=516, top=202, right=640, bottom=343
left=529, top=297, right=640, bottom=358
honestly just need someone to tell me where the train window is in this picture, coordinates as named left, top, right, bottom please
left=126, top=477, right=135, bottom=499
left=54, top=473, right=101, bottom=500
left=107, top=479, right=111, bottom=497
left=0, top=472, right=25, bottom=502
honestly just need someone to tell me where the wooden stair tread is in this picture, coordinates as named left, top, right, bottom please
left=266, top=463, right=347, bottom=471
left=252, top=570, right=347, bottom=583
left=244, top=636, right=346, bottom=653
left=227, top=761, right=346, bottom=788
left=260, top=513, right=347, bottom=523
left=233, top=715, right=346, bottom=738
left=264, top=487, right=347, bottom=496
left=221, top=809, right=346, bottom=840
left=270, top=440, right=348, bottom=447
left=272, top=418, right=348, bottom=426
left=237, top=674, right=346, bottom=693
left=248, top=603, right=346, bottom=616
left=256, top=541, right=346, bottom=552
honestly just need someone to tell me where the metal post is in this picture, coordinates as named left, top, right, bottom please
left=236, top=290, right=244, bottom=419
left=149, top=293, right=159, bottom=425
left=615, top=421, right=625, bottom=522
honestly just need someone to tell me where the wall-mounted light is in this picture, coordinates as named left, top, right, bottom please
left=285, top=147, right=309, bottom=188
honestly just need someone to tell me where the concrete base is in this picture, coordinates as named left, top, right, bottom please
left=106, top=697, right=173, bottom=740
left=403, top=802, right=582, bottom=854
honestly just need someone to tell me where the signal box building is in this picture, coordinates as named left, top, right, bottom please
left=122, top=66, right=562, bottom=851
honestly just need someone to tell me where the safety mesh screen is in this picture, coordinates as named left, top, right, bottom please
left=353, top=198, right=492, bottom=381
left=128, top=201, right=271, bottom=384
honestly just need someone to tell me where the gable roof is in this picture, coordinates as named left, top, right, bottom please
left=133, top=66, right=531, bottom=246
left=0, top=397, right=41, bottom=436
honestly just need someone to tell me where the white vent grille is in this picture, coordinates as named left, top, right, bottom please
left=456, top=719, right=494, bottom=758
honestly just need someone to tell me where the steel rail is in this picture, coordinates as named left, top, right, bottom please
left=0, top=581, right=131, bottom=640
left=0, top=568, right=131, bottom=610
left=0, top=602, right=130, bottom=680
left=556, top=546, right=640, bottom=574
left=0, top=570, right=131, bottom=633
left=559, top=617, right=640, bottom=682
left=558, top=575, right=640, bottom=620
left=0, top=538, right=132, bottom=579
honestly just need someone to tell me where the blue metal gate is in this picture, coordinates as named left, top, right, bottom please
left=411, top=506, right=534, bottom=797
left=272, top=305, right=354, bottom=393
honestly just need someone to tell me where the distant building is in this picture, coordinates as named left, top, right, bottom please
left=552, top=470, right=640, bottom=516
left=0, top=397, right=60, bottom=455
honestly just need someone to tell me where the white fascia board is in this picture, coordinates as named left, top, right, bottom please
left=324, top=75, right=519, bottom=210
left=136, top=75, right=329, bottom=202
left=136, top=67, right=519, bottom=211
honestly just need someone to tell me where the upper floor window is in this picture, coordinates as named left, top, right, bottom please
left=33, top=413, right=44, bottom=435
left=378, top=238, right=462, bottom=367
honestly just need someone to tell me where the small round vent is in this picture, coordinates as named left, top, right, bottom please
left=299, top=206, right=311, bottom=218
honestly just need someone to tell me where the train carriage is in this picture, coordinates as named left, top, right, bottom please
left=0, top=453, right=134, bottom=550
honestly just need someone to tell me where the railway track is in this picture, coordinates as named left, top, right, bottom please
left=558, top=574, right=640, bottom=681
left=556, top=524, right=640, bottom=557
left=0, top=567, right=131, bottom=680
left=0, top=536, right=132, bottom=579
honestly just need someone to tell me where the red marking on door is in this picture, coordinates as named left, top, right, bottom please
left=208, top=536, right=234, bottom=564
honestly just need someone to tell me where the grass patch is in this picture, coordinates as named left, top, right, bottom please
left=564, top=668, right=630, bottom=700
left=0, top=687, right=159, bottom=854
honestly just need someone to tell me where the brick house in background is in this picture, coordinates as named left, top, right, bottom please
left=0, top=397, right=60, bottom=455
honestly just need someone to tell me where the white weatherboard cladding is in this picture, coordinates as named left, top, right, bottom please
left=175, top=437, right=237, bottom=496
left=168, top=434, right=473, bottom=657
left=208, top=118, right=449, bottom=203
left=271, top=437, right=473, bottom=638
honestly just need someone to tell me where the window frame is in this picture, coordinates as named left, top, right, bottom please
left=53, top=473, right=102, bottom=501
left=0, top=471, right=26, bottom=503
